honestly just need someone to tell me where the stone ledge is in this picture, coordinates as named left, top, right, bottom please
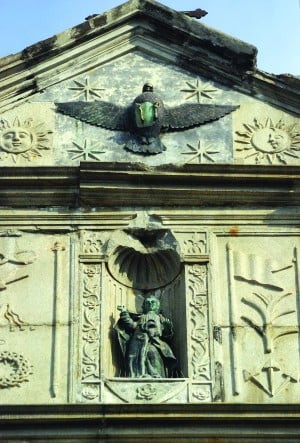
left=0, top=403, right=300, bottom=442
left=79, top=162, right=300, bottom=207
left=0, top=163, right=300, bottom=207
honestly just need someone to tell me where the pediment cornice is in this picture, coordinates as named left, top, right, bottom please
left=0, top=0, right=298, bottom=114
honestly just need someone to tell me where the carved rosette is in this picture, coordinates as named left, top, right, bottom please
left=104, top=379, right=188, bottom=403
left=136, top=383, right=157, bottom=400
left=0, top=351, right=33, bottom=388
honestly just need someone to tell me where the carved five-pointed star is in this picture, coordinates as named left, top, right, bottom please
left=181, top=79, right=218, bottom=103
left=68, top=78, right=105, bottom=101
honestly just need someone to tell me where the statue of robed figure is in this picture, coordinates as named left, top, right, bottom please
left=115, top=296, right=178, bottom=378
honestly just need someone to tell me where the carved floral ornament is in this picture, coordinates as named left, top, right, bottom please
left=0, top=117, right=52, bottom=163
left=0, top=351, right=33, bottom=388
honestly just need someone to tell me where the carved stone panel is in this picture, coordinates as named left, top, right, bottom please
left=0, top=104, right=54, bottom=165
left=233, top=104, right=300, bottom=165
left=0, top=232, right=70, bottom=404
left=185, top=263, right=213, bottom=402
left=214, top=234, right=300, bottom=402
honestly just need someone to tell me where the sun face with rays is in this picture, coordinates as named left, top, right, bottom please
left=0, top=117, right=52, bottom=163
left=235, top=117, right=300, bottom=164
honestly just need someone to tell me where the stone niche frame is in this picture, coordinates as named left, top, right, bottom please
left=77, top=225, right=212, bottom=404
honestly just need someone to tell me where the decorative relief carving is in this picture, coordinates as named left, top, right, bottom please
left=81, top=264, right=101, bottom=385
left=105, top=379, right=188, bottom=403
left=107, top=230, right=181, bottom=290
left=0, top=117, right=52, bottom=163
left=182, top=140, right=220, bottom=164
left=108, top=246, right=181, bottom=290
left=191, top=385, right=211, bottom=402
left=181, top=79, right=218, bottom=102
left=241, top=291, right=297, bottom=354
left=175, top=231, right=207, bottom=259
left=243, top=359, right=297, bottom=398
left=82, top=232, right=105, bottom=255
left=68, top=77, right=105, bottom=101
left=0, top=250, right=36, bottom=267
left=227, top=243, right=298, bottom=398
left=136, top=383, right=157, bottom=400
left=0, top=248, right=37, bottom=332
left=235, top=117, right=300, bottom=164
left=231, top=248, right=291, bottom=292
left=0, top=304, right=31, bottom=331
left=187, top=265, right=211, bottom=384
left=188, top=264, right=207, bottom=293
left=81, top=384, right=99, bottom=400
left=0, top=351, right=33, bottom=388
left=67, top=139, right=106, bottom=161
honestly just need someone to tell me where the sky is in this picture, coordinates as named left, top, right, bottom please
left=0, top=0, right=299, bottom=75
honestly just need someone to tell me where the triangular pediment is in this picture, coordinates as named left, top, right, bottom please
left=0, top=0, right=298, bottom=113
left=0, top=0, right=298, bottom=202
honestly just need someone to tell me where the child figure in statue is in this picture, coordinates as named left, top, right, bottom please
left=115, top=296, right=177, bottom=378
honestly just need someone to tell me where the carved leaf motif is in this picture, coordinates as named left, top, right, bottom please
left=191, top=345, right=210, bottom=380
left=81, top=264, right=101, bottom=383
left=183, top=233, right=206, bottom=255
left=241, top=291, right=297, bottom=353
left=188, top=265, right=207, bottom=294
left=187, top=264, right=210, bottom=381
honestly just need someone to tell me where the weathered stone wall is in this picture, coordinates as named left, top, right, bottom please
left=0, top=0, right=299, bottom=415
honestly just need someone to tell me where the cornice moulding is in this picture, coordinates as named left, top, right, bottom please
left=0, top=403, right=300, bottom=441
left=0, top=163, right=299, bottom=208
left=0, top=0, right=298, bottom=114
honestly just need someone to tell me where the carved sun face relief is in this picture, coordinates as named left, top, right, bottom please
left=0, top=117, right=52, bottom=162
left=235, top=117, right=300, bottom=164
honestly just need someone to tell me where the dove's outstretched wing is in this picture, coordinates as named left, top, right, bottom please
left=56, top=101, right=131, bottom=131
left=162, top=104, right=239, bottom=131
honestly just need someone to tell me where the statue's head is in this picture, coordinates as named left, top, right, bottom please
left=142, top=296, right=160, bottom=314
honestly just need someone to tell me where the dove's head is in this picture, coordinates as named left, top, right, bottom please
left=133, top=86, right=164, bottom=129
left=142, top=82, right=153, bottom=92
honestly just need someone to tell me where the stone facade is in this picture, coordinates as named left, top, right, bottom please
left=0, top=0, right=300, bottom=441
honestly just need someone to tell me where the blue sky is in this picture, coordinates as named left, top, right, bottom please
left=0, top=0, right=299, bottom=75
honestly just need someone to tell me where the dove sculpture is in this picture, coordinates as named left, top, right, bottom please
left=56, top=83, right=238, bottom=155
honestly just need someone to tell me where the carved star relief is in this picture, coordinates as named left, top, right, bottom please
left=181, top=79, right=218, bottom=103
left=68, top=77, right=105, bottom=101
left=182, top=140, right=220, bottom=163
left=68, top=139, right=106, bottom=161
